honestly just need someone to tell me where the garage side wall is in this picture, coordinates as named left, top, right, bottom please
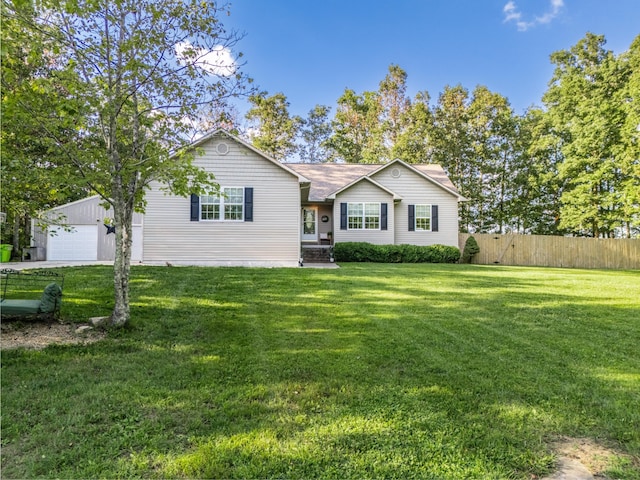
left=34, top=196, right=143, bottom=261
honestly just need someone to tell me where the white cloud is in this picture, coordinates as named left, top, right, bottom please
left=535, top=0, right=564, bottom=24
left=503, top=1, right=521, bottom=22
left=175, top=41, right=237, bottom=77
left=503, top=0, right=564, bottom=31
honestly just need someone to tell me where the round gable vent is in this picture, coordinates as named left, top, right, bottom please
left=216, top=142, right=229, bottom=155
left=391, top=167, right=401, bottom=178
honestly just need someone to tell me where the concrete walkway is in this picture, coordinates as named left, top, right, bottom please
left=1, top=260, right=113, bottom=270
left=543, top=457, right=594, bottom=480
left=1, top=260, right=339, bottom=270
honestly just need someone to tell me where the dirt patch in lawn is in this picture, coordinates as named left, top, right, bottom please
left=550, top=436, right=639, bottom=479
left=1, top=320, right=107, bottom=350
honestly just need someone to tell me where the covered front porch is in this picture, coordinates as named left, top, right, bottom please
left=300, top=203, right=334, bottom=264
left=301, top=204, right=334, bottom=246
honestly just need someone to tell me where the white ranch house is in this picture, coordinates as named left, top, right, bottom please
left=34, top=130, right=464, bottom=265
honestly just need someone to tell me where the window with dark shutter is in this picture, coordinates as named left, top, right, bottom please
left=408, top=204, right=415, bottom=231
left=190, top=194, right=200, bottom=221
left=431, top=205, right=438, bottom=232
left=244, top=187, right=253, bottom=222
left=340, top=203, right=347, bottom=230
left=381, top=203, right=388, bottom=230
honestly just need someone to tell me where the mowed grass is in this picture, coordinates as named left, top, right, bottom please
left=1, top=263, right=639, bottom=479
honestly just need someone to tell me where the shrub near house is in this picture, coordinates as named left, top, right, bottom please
left=334, top=242, right=460, bottom=263
left=461, top=235, right=480, bottom=263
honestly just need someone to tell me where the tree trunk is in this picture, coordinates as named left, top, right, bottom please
left=13, top=215, right=20, bottom=257
left=111, top=199, right=133, bottom=327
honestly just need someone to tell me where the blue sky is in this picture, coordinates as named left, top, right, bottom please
left=222, top=0, right=639, bottom=118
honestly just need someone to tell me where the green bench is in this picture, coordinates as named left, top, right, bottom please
left=1, top=269, right=63, bottom=320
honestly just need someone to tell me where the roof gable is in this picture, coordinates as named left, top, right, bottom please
left=45, top=194, right=103, bottom=212
left=286, top=161, right=463, bottom=202
left=185, top=129, right=309, bottom=183
left=370, top=159, right=463, bottom=199
left=326, top=176, right=402, bottom=200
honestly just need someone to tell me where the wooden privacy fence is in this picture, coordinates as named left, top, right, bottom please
left=458, top=233, right=640, bottom=269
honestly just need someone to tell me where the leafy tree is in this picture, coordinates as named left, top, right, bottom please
left=328, top=65, right=414, bottom=163
left=245, top=91, right=302, bottom=161
left=7, top=0, right=250, bottom=326
left=511, top=108, right=565, bottom=235
left=544, top=33, right=631, bottom=237
left=328, top=88, right=384, bottom=163
left=467, top=86, right=520, bottom=233
left=197, top=103, right=243, bottom=136
left=430, top=85, right=526, bottom=233
left=1, top=1, right=86, bottom=252
left=430, top=85, right=477, bottom=231
left=615, top=35, right=640, bottom=237
left=299, top=105, right=332, bottom=163
left=391, top=91, right=434, bottom=164
left=378, top=64, right=411, bottom=149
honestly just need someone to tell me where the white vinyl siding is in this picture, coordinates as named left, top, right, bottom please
left=333, top=181, right=394, bottom=245
left=144, top=135, right=301, bottom=265
left=371, top=163, right=459, bottom=247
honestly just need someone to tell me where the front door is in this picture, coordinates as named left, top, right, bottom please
left=301, top=207, right=318, bottom=242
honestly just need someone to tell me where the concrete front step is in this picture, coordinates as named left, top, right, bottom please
left=302, top=246, right=333, bottom=263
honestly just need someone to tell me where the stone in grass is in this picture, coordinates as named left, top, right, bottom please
left=89, top=316, right=111, bottom=328
left=75, top=325, right=93, bottom=334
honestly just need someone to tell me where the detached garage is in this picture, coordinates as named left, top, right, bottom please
left=33, top=196, right=143, bottom=262
left=48, top=225, right=98, bottom=261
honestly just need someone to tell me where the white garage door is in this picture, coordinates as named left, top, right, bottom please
left=48, top=226, right=98, bottom=261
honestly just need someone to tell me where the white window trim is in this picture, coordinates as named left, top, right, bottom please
left=415, top=204, right=432, bottom=231
left=200, top=187, right=244, bottom=222
left=347, top=202, right=381, bottom=230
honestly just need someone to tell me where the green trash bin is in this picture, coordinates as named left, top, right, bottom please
left=0, top=244, right=13, bottom=262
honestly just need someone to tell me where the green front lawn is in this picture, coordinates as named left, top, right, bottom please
left=2, top=264, right=639, bottom=479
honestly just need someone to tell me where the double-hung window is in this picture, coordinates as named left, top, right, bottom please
left=201, top=187, right=244, bottom=221
left=414, top=204, right=431, bottom=231
left=408, top=204, right=438, bottom=232
left=200, top=195, right=219, bottom=220
left=348, top=202, right=380, bottom=230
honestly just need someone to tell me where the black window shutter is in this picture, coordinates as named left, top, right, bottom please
left=190, top=194, right=200, bottom=221
left=381, top=203, right=388, bottom=230
left=340, top=203, right=347, bottom=230
left=408, top=204, right=415, bottom=231
left=431, top=205, right=439, bottom=232
left=244, top=187, right=253, bottom=222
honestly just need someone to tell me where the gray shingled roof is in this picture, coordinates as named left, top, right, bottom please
left=285, top=162, right=460, bottom=202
